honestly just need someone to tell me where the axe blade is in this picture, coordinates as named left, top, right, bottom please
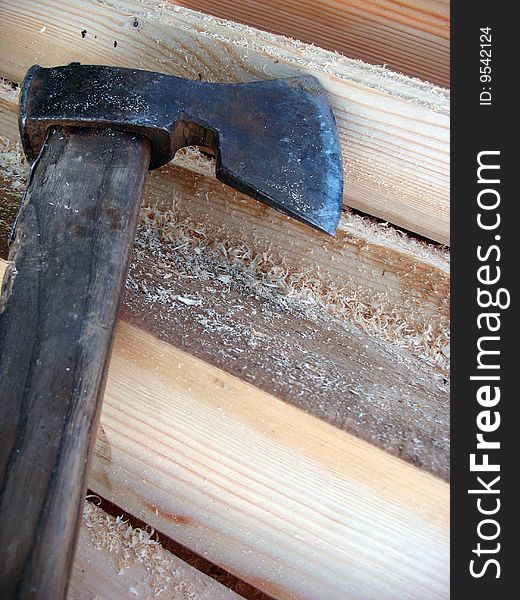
left=215, top=76, right=344, bottom=235
left=21, top=65, right=343, bottom=234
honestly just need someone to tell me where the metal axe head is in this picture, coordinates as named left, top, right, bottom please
left=20, top=64, right=343, bottom=234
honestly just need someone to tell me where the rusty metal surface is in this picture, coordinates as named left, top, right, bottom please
left=20, top=64, right=343, bottom=234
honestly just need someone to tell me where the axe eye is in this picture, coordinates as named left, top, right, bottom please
left=173, top=120, right=218, bottom=157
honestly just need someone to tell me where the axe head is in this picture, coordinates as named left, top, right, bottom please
left=20, top=65, right=343, bottom=234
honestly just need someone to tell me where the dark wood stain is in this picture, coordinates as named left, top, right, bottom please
left=0, top=127, right=150, bottom=599
left=141, top=499, right=193, bottom=526
left=0, top=183, right=20, bottom=258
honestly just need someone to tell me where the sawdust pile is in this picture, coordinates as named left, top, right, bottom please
left=0, top=137, right=26, bottom=190
left=81, top=500, right=172, bottom=595
left=134, top=205, right=449, bottom=368
left=78, top=500, right=226, bottom=599
left=0, top=137, right=27, bottom=257
left=0, top=79, right=19, bottom=104
left=0, top=132, right=449, bottom=367
left=139, top=0, right=449, bottom=113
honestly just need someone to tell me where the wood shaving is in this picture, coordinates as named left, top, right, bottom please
left=0, top=136, right=26, bottom=186
left=132, top=0, right=450, bottom=108
left=0, top=79, right=19, bottom=104
left=75, top=501, right=236, bottom=599
left=81, top=502, right=170, bottom=592
left=134, top=206, right=449, bottom=369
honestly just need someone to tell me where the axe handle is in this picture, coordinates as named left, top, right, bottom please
left=0, top=127, right=150, bottom=599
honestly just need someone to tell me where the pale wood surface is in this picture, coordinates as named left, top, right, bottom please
left=1, top=257, right=449, bottom=598
left=0, top=119, right=450, bottom=477
left=93, top=322, right=449, bottom=600
left=119, top=257, right=450, bottom=479
left=171, top=0, right=450, bottom=86
left=0, top=5, right=450, bottom=588
left=71, top=502, right=240, bottom=599
left=0, top=0, right=450, bottom=244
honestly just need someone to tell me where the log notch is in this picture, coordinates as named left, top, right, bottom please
left=171, top=0, right=450, bottom=86
left=0, top=0, right=450, bottom=244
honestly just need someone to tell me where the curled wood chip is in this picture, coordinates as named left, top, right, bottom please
left=172, top=294, right=202, bottom=306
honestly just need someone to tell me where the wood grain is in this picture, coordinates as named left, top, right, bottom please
left=0, top=169, right=450, bottom=478
left=150, top=159, right=450, bottom=344
left=121, top=246, right=450, bottom=479
left=94, top=322, right=449, bottom=600
left=0, top=257, right=449, bottom=598
left=0, top=128, right=150, bottom=599
left=0, top=121, right=450, bottom=477
left=171, top=0, right=450, bottom=86
left=71, top=502, right=240, bottom=599
left=0, top=0, right=450, bottom=244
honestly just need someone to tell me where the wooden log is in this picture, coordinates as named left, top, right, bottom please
left=0, top=0, right=450, bottom=244
left=0, top=306, right=451, bottom=598
left=0, top=84, right=450, bottom=369
left=71, top=502, right=240, bottom=599
left=120, top=243, right=449, bottom=480
left=171, top=0, right=450, bottom=86
left=95, top=322, right=449, bottom=599
left=0, top=160, right=450, bottom=478
left=0, top=128, right=150, bottom=599
left=0, top=255, right=448, bottom=600
left=0, top=124, right=450, bottom=477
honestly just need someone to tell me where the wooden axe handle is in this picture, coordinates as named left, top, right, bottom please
left=0, top=127, right=150, bottom=599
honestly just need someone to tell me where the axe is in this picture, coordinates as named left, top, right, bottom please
left=0, top=64, right=343, bottom=599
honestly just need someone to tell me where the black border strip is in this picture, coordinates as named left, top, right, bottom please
left=451, top=3, right=514, bottom=597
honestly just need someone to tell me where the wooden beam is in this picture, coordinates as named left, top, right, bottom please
left=0, top=0, right=450, bottom=244
left=1, top=258, right=449, bottom=598
left=0, top=158, right=450, bottom=478
left=1, top=255, right=449, bottom=597
left=1, top=255, right=449, bottom=598
left=0, top=87, right=450, bottom=370
left=0, top=126, right=450, bottom=476
left=170, top=0, right=450, bottom=86
left=72, top=501, right=240, bottom=599
left=97, top=322, right=449, bottom=599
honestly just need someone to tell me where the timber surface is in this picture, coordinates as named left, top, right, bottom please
left=0, top=89, right=450, bottom=479
left=0, top=181, right=450, bottom=479
left=0, top=0, right=450, bottom=244
left=0, top=94, right=451, bottom=360
left=92, top=322, right=449, bottom=600
left=0, top=258, right=450, bottom=598
left=123, top=242, right=449, bottom=479
left=0, top=180, right=18, bottom=258
left=71, top=502, right=240, bottom=599
left=172, top=0, right=450, bottom=86
left=0, top=126, right=450, bottom=478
